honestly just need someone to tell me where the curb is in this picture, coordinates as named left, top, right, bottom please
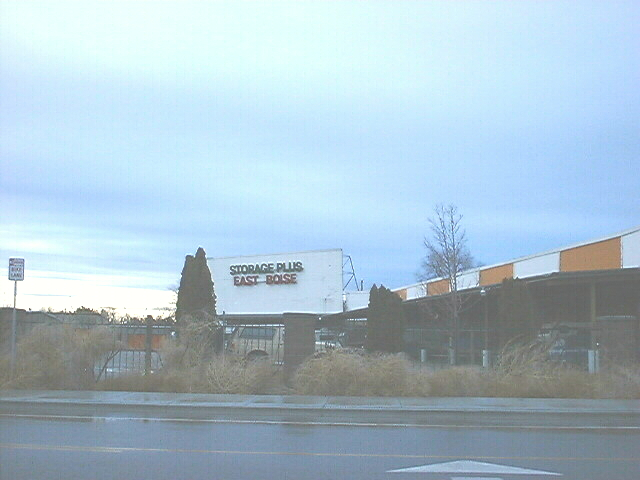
left=1, top=391, right=638, bottom=428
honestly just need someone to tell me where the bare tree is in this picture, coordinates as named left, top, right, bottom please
left=420, top=204, right=474, bottom=283
left=420, top=204, right=476, bottom=365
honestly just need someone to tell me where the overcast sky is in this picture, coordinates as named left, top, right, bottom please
left=1, top=1, right=638, bottom=316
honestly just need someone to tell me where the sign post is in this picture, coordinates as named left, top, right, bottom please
left=8, top=258, right=25, bottom=374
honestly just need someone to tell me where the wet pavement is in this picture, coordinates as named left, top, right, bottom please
left=1, top=389, right=638, bottom=428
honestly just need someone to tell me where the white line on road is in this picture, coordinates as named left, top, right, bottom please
left=1, top=442, right=638, bottom=464
left=450, top=477, right=503, bottom=480
left=1, top=413, right=638, bottom=431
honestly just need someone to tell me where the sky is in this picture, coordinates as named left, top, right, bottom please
left=1, top=1, right=638, bottom=317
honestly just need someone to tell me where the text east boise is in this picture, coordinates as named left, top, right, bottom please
left=229, top=261, right=303, bottom=286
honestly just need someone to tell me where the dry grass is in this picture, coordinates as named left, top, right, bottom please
left=293, top=351, right=430, bottom=396
left=3, top=325, right=639, bottom=398
left=592, top=363, right=640, bottom=399
left=8, top=320, right=286, bottom=395
left=97, top=356, right=281, bottom=394
left=291, top=347, right=640, bottom=399
left=160, top=319, right=217, bottom=371
left=425, top=366, right=489, bottom=397
left=147, top=320, right=283, bottom=394
left=477, top=343, right=593, bottom=398
left=203, top=356, right=281, bottom=394
left=1, top=325, right=120, bottom=390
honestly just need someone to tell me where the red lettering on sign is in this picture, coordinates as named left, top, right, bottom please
left=235, top=274, right=298, bottom=286
left=234, top=275, right=259, bottom=286
left=265, top=273, right=298, bottom=285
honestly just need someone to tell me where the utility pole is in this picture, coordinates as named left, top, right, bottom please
left=145, top=315, right=153, bottom=376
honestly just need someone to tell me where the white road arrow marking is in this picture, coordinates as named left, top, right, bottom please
left=451, top=477, right=503, bottom=480
left=388, top=460, right=562, bottom=476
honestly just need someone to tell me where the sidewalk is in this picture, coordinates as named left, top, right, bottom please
left=1, top=390, right=638, bottom=427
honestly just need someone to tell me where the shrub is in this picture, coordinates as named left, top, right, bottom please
left=4, top=325, right=639, bottom=399
left=204, top=356, right=279, bottom=394
left=97, top=355, right=280, bottom=394
left=291, top=347, right=640, bottom=399
left=160, top=319, right=217, bottom=371
left=485, top=342, right=616, bottom=398
left=592, top=364, right=640, bottom=399
left=1, top=325, right=120, bottom=390
left=293, top=350, right=430, bottom=397
left=366, top=285, right=406, bottom=353
left=426, top=366, right=488, bottom=397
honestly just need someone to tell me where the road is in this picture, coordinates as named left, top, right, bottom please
left=1, top=415, right=638, bottom=480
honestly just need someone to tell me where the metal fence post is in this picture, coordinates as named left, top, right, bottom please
left=420, top=348, right=427, bottom=363
left=588, top=349, right=600, bottom=373
left=482, top=349, right=491, bottom=368
left=145, top=316, right=152, bottom=376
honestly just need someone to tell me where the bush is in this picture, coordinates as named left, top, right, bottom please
left=293, top=350, right=430, bottom=397
left=4, top=325, right=639, bottom=399
left=484, top=342, right=598, bottom=398
left=97, top=355, right=280, bottom=394
left=160, top=319, right=217, bottom=371
left=426, top=366, right=488, bottom=397
left=204, top=356, right=280, bottom=394
left=291, top=347, right=640, bottom=399
left=366, top=285, right=406, bottom=353
left=593, top=364, right=640, bottom=399
left=1, top=325, right=120, bottom=390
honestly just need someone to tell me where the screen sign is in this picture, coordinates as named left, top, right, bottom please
left=207, top=248, right=343, bottom=315
left=8, top=258, right=25, bottom=281
left=230, top=261, right=303, bottom=286
left=210, top=249, right=343, bottom=314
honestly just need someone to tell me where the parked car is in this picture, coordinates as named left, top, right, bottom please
left=314, top=328, right=340, bottom=351
left=337, top=326, right=367, bottom=348
left=227, top=325, right=348, bottom=362
left=226, top=325, right=284, bottom=363
left=94, top=350, right=163, bottom=380
left=538, top=323, right=593, bottom=367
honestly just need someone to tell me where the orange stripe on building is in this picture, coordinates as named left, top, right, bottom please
left=127, top=335, right=167, bottom=350
left=560, top=237, right=621, bottom=272
left=427, top=278, right=450, bottom=295
left=127, top=334, right=145, bottom=349
left=395, top=289, right=408, bottom=300
left=480, top=263, right=513, bottom=286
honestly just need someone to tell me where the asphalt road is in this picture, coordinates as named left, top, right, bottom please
left=1, top=415, right=638, bottom=480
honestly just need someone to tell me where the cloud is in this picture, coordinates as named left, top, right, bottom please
left=1, top=1, right=638, bottom=310
left=0, top=271, right=175, bottom=317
